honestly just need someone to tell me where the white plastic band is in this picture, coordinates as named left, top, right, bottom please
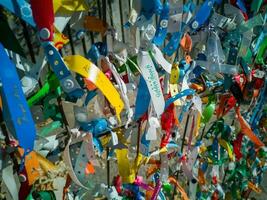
left=137, top=51, right=165, bottom=117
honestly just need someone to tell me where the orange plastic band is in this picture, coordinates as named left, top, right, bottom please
left=235, top=107, right=265, bottom=147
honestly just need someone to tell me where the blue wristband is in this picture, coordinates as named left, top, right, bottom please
left=0, top=43, right=36, bottom=153
left=153, top=2, right=169, bottom=46
left=134, top=76, right=151, bottom=120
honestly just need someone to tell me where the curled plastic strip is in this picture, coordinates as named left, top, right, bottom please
left=165, top=89, right=195, bottom=109
left=64, top=55, right=124, bottom=122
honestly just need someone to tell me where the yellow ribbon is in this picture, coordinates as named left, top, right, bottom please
left=53, top=0, right=90, bottom=14
left=218, top=139, right=234, bottom=161
left=115, top=149, right=135, bottom=183
left=169, top=63, right=181, bottom=105
left=64, top=55, right=124, bottom=122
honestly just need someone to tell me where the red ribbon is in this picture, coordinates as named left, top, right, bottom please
left=30, top=0, right=54, bottom=41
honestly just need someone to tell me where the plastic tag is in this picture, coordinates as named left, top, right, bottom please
left=64, top=55, right=124, bottom=122
left=21, top=76, right=39, bottom=96
left=63, top=136, right=89, bottom=190
left=54, top=15, right=72, bottom=33
left=167, top=0, right=183, bottom=33
left=255, top=36, right=267, bottom=64
left=235, top=107, right=265, bottom=147
left=169, top=63, right=181, bottom=105
left=101, top=56, right=133, bottom=125
left=251, top=0, right=263, bottom=13
left=153, top=2, right=169, bottom=46
left=165, top=89, right=195, bottom=109
left=134, top=76, right=151, bottom=120
left=73, top=141, right=93, bottom=184
left=0, top=44, right=36, bottom=153
left=151, top=178, right=162, bottom=200
left=115, top=149, right=135, bottom=183
left=30, top=0, right=54, bottom=41
left=0, top=0, right=36, bottom=27
left=163, top=32, right=182, bottom=56
left=44, top=43, right=85, bottom=99
left=27, top=74, right=59, bottom=107
left=151, top=45, right=172, bottom=73
left=189, top=178, right=197, bottom=200
left=190, top=0, right=218, bottom=30
left=140, top=0, right=163, bottom=20
left=137, top=51, right=165, bottom=117
left=140, top=24, right=156, bottom=50
left=24, top=151, right=42, bottom=185
left=146, top=115, right=160, bottom=141
left=125, top=8, right=138, bottom=26
left=218, top=139, right=233, bottom=160
left=140, top=131, right=151, bottom=156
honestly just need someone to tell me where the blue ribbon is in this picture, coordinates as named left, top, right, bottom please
left=190, top=0, right=221, bottom=30
left=165, top=89, right=195, bottom=110
left=0, top=43, right=36, bottom=153
left=86, top=42, right=107, bottom=64
left=43, top=42, right=84, bottom=99
left=84, top=90, right=98, bottom=106
left=153, top=2, right=169, bottom=46
left=134, top=76, right=151, bottom=120
left=163, top=32, right=182, bottom=56
left=178, top=102, right=193, bottom=123
left=140, top=0, right=163, bottom=20
left=86, top=44, right=101, bottom=64
left=140, top=132, right=150, bottom=156
left=0, top=0, right=36, bottom=27
left=80, top=118, right=109, bottom=137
